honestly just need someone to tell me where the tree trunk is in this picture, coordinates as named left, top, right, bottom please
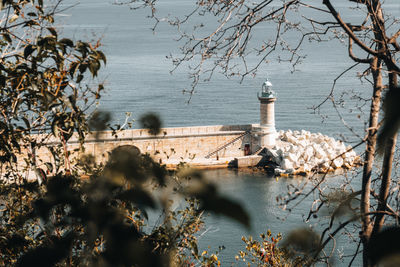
left=361, top=57, right=383, bottom=267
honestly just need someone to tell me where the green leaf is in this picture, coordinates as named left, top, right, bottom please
left=59, top=38, right=74, bottom=47
left=9, top=14, right=19, bottom=23
left=45, top=15, right=54, bottom=24
left=68, top=95, right=78, bottom=112
left=24, top=20, right=40, bottom=27
left=191, top=240, right=198, bottom=256
left=51, top=119, right=59, bottom=138
left=0, top=75, right=6, bottom=87
left=76, top=74, right=84, bottom=83
left=97, top=50, right=107, bottom=65
left=78, top=63, right=87, bottom=74
left=88, top=61, right=97, bottom=77
left=24, top=44, right=35, bottom=59
left=22, top=117, right=30, bottom=130
left=3, top=33, right=11, bottom=43
left=47, top=27, right=57, bottom=38
left=44, top=162, right=53, bottom=173
left=89, top=60, right=101, bottom=77
left=69, top=62, right=78, bottom=76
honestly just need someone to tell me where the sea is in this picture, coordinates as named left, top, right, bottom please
left=58, top=0, right=400, bottom=265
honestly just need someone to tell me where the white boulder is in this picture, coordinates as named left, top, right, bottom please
left=281, top=159, right=294, bottom=170
left=268, top=129, right=358, bottom=175
left=333, top=157, right=344, bottom=168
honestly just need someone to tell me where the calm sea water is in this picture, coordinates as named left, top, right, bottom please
left=59, top=0, right=379, bottom=137
left=59, top=0, right=400, bottom=265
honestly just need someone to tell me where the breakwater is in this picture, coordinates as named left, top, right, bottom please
left=81, top=124, right=254, bottom=164
left=16, top=124, right=360, bottom=183
left=266, top=130, right=359, bottom=176
left=21, top=125, right=255, bottom=181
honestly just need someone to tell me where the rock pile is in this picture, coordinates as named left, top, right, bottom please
left=265, top=130, right=359, bottom=176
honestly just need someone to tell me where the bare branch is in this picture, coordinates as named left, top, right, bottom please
left=323, top=0, right=378, bottom=56
left=313, top=63, right=360, bottom=110
left=348, top=38, right=371, bottom=63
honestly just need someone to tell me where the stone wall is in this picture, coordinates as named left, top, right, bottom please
left=32, top=124, right=254, bottom=168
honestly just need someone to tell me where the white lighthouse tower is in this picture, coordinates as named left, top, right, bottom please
left=253, top=78, right=277, bottom=148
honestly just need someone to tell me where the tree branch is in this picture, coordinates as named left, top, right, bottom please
left=323, top=0, right=378, bottom=56
left=348, top=38, right=371, bottom=64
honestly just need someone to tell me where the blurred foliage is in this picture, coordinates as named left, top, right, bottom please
left=0, top=1, right=251, bottom=266
left=281, top=227, right=320, bottom=264
left=89, top=111, right=112, bottom=132
left=321, top=189, right=360, bottom=220
left=177, top=168, right=250, bottom=228
left=139, top=112, right=162, bottom=136
left=0, top=0, right=106, bottom=171
left=366, top=226, right=400, bottom=267
left=236, top=230, right=304, bottom=266
left=377, top=86, right=400, bottom=153
left=1, top=143, right=251, bottom=266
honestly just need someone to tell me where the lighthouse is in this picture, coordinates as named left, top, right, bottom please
left=253, top=78, right=277, bottom=148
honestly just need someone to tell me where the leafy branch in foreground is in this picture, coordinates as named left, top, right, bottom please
left=236, top=229, right=305, bottom=267
left=0, top=0, right=106, bottom=181
left=0, top=1, right=249, bottom=266
left=1, top=143, right=250, bottom=266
